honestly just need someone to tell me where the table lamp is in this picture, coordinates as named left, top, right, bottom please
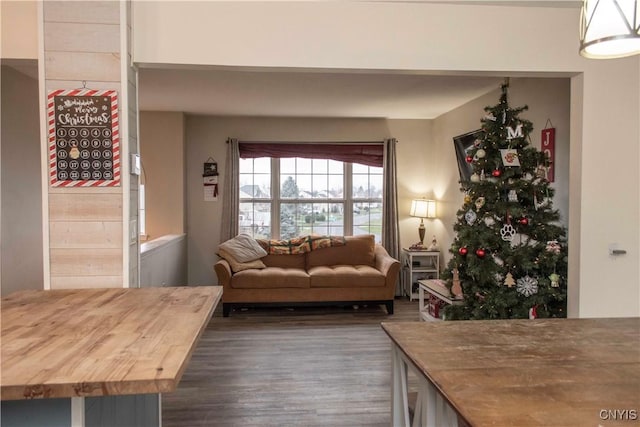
left=410, top=199, right=436, bottom=248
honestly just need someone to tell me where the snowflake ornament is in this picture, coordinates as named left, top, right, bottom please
left=516, top=275, right=539, bottom=296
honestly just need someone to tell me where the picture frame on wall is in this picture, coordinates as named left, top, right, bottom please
left=453, top=129, right=483, bottom=182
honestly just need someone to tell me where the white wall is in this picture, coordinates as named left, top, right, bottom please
left=1, top=64, right=43, bottom=295
left=133, top=1, right=640, bottom=318
left=0, top=1, right=38, bottom=60
left=139, top=111, right=186, bottom=240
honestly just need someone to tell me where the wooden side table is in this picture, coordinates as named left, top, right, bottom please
left=418, top=279, right=462, bottom=321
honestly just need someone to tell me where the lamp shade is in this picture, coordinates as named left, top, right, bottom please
left=579, top=0, right=640, bottom=59
left=410, top=199, right=436, bottom=219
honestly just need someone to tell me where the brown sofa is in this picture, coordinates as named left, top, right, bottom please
left=214, top=234, right=400, bottom=317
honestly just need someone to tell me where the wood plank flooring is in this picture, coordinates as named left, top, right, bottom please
left=162, top=299, right=420, bottom=427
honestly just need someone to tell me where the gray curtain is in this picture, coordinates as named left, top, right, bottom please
left=221, top=138, right=239, bottom=242
left=382, top=138, right=401, bottom=295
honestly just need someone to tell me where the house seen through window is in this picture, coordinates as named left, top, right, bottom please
left=239, top=157, right=383, bottom=241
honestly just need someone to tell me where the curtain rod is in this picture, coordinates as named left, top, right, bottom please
left=229, top=140, right=388, bottom=145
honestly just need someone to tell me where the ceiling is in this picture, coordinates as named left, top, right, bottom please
left=138, top=68, right=506, bottom=120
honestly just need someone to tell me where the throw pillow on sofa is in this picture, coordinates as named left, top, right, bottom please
left=219, top=233, right=267, bottom=262
left=218, top=247, right=266, bottom=273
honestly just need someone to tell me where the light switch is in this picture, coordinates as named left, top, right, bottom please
left=130, top=154, right=141, bottom=176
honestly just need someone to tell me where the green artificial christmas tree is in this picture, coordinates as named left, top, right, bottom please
left=443, top=82, right=567, bottom=320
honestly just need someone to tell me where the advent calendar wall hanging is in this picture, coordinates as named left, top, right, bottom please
left=48, top=89, right=120, bottom=187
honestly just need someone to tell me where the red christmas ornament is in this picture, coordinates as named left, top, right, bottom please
left=465, top=155, right=474, bottom=163
left=519, top=217, right=529, bottom=225
left=458, top=247, right=468, bottom=256
left=475, top=248, right=486, bottom=258
left=491, top=169, right=502, bottom=177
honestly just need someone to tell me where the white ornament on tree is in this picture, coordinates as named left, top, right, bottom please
left=465, top=209, right=477, bottom=225
left=508, top=189, right=518, bottom=202
left=516, top=275, right=539, bottom=297
left=470, top=173, right=481, bottom=183
left=476, top=148, right=486, bottom=159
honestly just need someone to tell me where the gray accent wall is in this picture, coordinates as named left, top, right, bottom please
left=1, top=62, right=44, bottom=296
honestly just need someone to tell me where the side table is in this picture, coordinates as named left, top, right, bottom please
left=401, top=249, right=439, bottom=301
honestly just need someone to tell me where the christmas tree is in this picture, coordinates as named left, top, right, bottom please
left=443, top=82, right=567, bottom=320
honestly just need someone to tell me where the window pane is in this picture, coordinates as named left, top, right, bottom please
left=239, top=202, right=271, bottom=239
left=353, top=201, right=382, bottom=242
left=280, top=175, right=299, bottom=199
left=280, top=157, right=296, bottom=174
left=240, top=158, right=271, bottom=198
left=312, top=159, right=328, bottom=174
left=352, top=163, right=368, bottom=174
left=239, top=158, right=253, bottom=173
left=280, top=203, right=302, bottom=239
left=312, top=175, right=328, bottom=198
left=297, top=174, right=312, bottom=197
left=253, top=157, right=271, bottom=174
left=296, top=157, right=312, bottom=172
left=328, top=175, right=343, bottom=199
left=370, top=174, right=383, bottom=198
left=328, top=160, right=342, bottom=173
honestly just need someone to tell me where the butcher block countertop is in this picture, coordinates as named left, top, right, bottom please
left=1, top=286, right=222, bottom=401
left=382, top=318, right=640, bottom=427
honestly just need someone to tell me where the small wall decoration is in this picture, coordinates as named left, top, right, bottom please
left=541, top=126, right=555, bottom=182
left=48, top=89, right=119, bottom=187
left=203, top=157, right=219, bottom=201
left=203, top=159, right=218, bottom=177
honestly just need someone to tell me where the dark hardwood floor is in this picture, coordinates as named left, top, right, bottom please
left=162, top=298, right=420, bottom=427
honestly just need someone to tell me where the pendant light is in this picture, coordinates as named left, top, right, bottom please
left=579, top=0, right=640, bottom=59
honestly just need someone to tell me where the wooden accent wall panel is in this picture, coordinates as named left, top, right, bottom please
left=43, top=1, right=129, bottom=290
left=49, top=222, right=122, bottom=248
left=49, top=193, right=122, bottom=221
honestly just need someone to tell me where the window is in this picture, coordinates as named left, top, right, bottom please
left=239, top=157, right=383, bottom=241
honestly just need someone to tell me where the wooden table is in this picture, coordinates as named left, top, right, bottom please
left=1, top=286, right=222, bottom=427
left=382, top=318, right=640, bottom=427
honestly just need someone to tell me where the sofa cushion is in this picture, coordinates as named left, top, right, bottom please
left=308, top=265, right=386, bottom=288
left=306, top=234, right=376, bottom=268
left=219, top=234, right=267, bottom=262
left=231, top=267, right=310, bottom=289
left=218, top=248, right=266, bottom=273
left=261, top=253, right=307, bottom=269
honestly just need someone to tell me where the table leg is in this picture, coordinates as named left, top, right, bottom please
left=391, top=345, right=411, bottom=427
left=392, top=345, right=459, bottom=427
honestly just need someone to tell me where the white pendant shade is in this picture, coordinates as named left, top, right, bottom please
left=580, top=0, right=640, bottom=59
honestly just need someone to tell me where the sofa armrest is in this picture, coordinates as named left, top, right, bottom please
left=214, top=259, right=232, bottom=286
left=375, top=245, right=401, bottom=294
left=374, top=245, right=399, bottom=275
